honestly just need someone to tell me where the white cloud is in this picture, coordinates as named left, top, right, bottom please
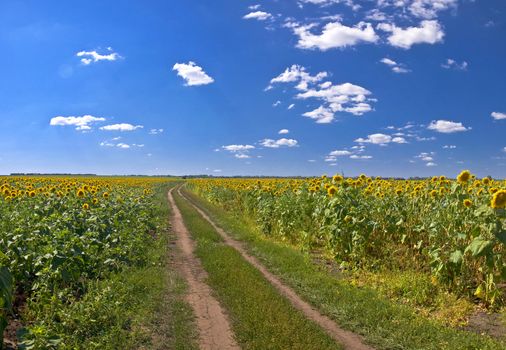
left=149, top=128, right=164, bottom=135
left=409, top=0, right=458, bottom=19
left=441, top=58, right=468, bottom=70
left=248, top=4, right=261, bottom=10
left=427, top=120, right=470, bottom=133
left=100, top=140, right=142, bottom=149
left=173, top=61, right=214, bottom=86
left=50, top=115, right=105, bottom=131
left=380, top=58, right=411, bottom=73
left=426, top=162, right=437, bottom=167
left=491, top=112, right=506, bottom=120
left=303, top=106, right=335, bottom=123
left=288, top=103, right=295, bottom=110
left=378, top=20, right=444, bottom=49
left=270, top=65, right=375, bottom=122
left=260, top=138, right=298, bottom=148
left=235, top=153, right=251, bottom=159
left=273, top=100, right=281, bottom=107
left=443, top=145, right=456, bottom=149
left=392, top=136, right=407, bottom=143
left=350, top=154, right=373, bottom=159
left=355, top=133, right=392, bottom=145
left=380, top=58, right=397, bottom=66
left=293, top=21, right=379, bottom=50
left=76, top=48, right=121, bottom=65
left=222, top=144, right=255, bottom=152
left=269, top=64, right=328, bottom=91
left=100, top=123, right=143, bottom=131
left=243, top=11, right=273, bottom=21
left=278, top=129, right=290, bottom=134
left=329, top=150, right=352, bottom=156
left=503, top=147, right=506, bottom=153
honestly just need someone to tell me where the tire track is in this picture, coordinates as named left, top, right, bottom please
left=167, top=188, right=239, bottom=350
left=178, top=187, right=374, bottom=350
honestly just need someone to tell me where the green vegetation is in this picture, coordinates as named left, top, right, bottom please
left=173, top=190, right=342, bottom=350
left=0, top=178, right=197, bottom=349
left=183, top=187, right=506, bottom=349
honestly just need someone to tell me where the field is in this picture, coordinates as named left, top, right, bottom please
left=1, top=172, right=506, bottom=349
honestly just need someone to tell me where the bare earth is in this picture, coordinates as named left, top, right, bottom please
left=167, top=189, right=239, bottom=350
left=178, top=187, right=374, bottom=350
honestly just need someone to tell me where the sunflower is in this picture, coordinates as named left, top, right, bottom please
left=457, top=170, right=471, bottom=183
left=463, top=199, right=472, bottom=208
left=327, top=186, right=337, bottom=197
left=82, top=203, right=89, bottom=210
left=491, top=190, right=506, bottom=209
left=77, top=189, right=85, bottom=197
left=103, top=192, right=109, bottom=199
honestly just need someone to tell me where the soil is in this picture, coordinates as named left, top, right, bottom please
left=167, top=189, right=239, bottom=350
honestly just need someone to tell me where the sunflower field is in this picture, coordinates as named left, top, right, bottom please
left=0, top=176, right=169, bottom=348
left=188, top=171, right=506, bottom=305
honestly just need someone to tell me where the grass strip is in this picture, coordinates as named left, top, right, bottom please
left=173, top=190, right=342, bottom=350
left=183, top=188, right=506, bottom=350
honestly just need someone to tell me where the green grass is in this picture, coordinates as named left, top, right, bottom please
left=17, top=183, right=198, bottom=350
left=173, top=190, right=342, bottom=350
left=183, top=188, right=506, bottom=350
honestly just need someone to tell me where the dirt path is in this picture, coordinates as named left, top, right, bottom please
left=178, top=188, right=374, bottom=350
left=167, top=189, right=239, bottom=350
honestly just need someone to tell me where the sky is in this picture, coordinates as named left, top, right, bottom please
left=0, top=0, right=505, bottom=177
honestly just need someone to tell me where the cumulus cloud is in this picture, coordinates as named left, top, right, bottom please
left=415, top=152, right=437, bottom=166
left=222, top=144, right=255, bottom=152
left=260, top=138, right=298, bottom=148
left=329, top=150, right=352, bottom=156
left=269, top=65, right=376, bottom=123
left=427, top=120, right=470, bottom=133
left=302, top=106, right=336, bottom=123
left=355, top=133, right=407, bottom=145
left=278, top=129, right=290, bottom=134
left=269, top=65, right=328, bottom=91
left=292, top=21, right=379, bottom=50
left=409, top=0, right=458, bottom=19
left=491, top=112, right=506, bottom=120
left=326, top=147, right=372, bottom=162
left=173, top=61, right=214, bottom=86
left=76, top=48, right=121, bottom=65
left=243, top=11, right=273, bottom=20
left=100, top=123, right=144, bottom=131
left=378, top=20, right=444, bottom=49
left=441, top=58, right=468, bottom=70
left=50, top=115, right=105, bottom=131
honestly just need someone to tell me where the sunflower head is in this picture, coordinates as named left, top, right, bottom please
left=463, top=199, right=472, bottom=208
left=327, top=186, right=337, bottom=197
left=82, top=203, right=89, bottom=210
left=491, top=190, right=506, bottom=209
left=77, top=189, right=85, bottom=197
left=457, top=170, right=471, bottom=183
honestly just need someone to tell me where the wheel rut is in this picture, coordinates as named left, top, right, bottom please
left=167, top=188, right=239, bottom=350
left=178, top=187, right=374, bottom=350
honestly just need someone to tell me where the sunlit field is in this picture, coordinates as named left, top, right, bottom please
left=0, top=176, right=171, bottom=348
left=189, top=171, right=506, bottom=307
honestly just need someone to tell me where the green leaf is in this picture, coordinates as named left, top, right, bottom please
left=465, top=237, right=494, bottom=257
left=495, top=230, right=506, bottom=245
left=449, top=250, right=463, bottom=264
left=0, top=266, right=13, bottom=309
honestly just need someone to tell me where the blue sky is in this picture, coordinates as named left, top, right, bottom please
left=0, top=0, right=504, bottom=177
